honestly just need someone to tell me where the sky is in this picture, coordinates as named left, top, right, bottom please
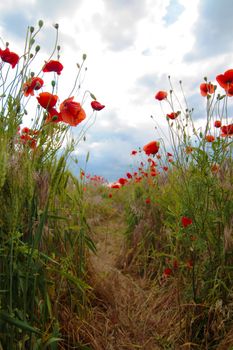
left=0, top=0, right=233, bottom=181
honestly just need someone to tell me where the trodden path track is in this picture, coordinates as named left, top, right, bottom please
left=87, top=214, right=169, bottom=350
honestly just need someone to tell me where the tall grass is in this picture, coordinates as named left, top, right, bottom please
left=0, top=21, right=96, bottom=349
left=115, top=77, right=233, bottom=348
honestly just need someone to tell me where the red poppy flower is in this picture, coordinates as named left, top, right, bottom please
left=37, top=92, right=58, bottom=109
left=200, top=83, right=215, bottom=97
left=23, top=77, right=44, bottom=97
left=108, top=193, right=113, bottom=198
left=173, top=260, right=179, bottom=270
left=91, top=100, right=105, bottom=111
left=131, top=150, right=137, bottom=155
left=145, top=198, right=151, bottom=204
left=214, top=120, right=221, bottom=128
left=126, top=172, right=132, bottom=179
left=143, top=141, right=160, bottom=155
left=226, top=85, right=233, bottom=96
left=45, top=107, right=62, bottom=123
left=110, top=183, right=121, bottom=189
left=211, top=163, right=220, bottom=174
left=0, top=47, right=19, bottom=68
left=20, top=129, right=38, bottom=149
left=186, top=260, right=193, bottom=269
left=42, top=60, right=63, bottom=75
left=163, top=166, right=168, bottom=171
left=21, top=127, right=30, bottom=134
left=167, top=152, right=173, bottom=157
left=149, top=170, right=156, bottom=177
left=163, top=267, right=172, bottom=277
left=148, top=158, right=156, bottom=167
left=135, top=176, right=142, bottom=182
left=185, top=146, right=193, bottom=154
left=166, top=111, right=180, bottom=120
left=216, top=69, right=233, bottom=90
left=118, top=178, right=128, bottom=185
left=221, top=124, right=233, bottom=137
left=155, top=91, right=167, bottom=101
left=205, top=135, right=215, bottom=142
left=60, top=97, right=86, bottom=126
left=181, top=216, right=193, bottom=227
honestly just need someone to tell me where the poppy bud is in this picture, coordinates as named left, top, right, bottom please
left=38, top=20, right=43, bottom=27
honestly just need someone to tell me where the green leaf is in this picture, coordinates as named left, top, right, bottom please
left=0, top=311, right=41, bottom=335
left=43, top=337, right=63, bottom=349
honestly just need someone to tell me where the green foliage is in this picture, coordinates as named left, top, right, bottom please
left=0, top=21, right=96, bottom=349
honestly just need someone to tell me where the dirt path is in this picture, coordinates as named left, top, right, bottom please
left=88, top=214, right=165, bottom=350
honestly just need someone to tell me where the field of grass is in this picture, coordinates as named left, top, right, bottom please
left=0, top=21, right=232, bottom=350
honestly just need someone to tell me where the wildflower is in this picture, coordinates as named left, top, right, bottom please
left=155, top=91, right=167, bottom=101
left=145, top=198, right=151, bottom=204
left=150, top=169, right=157, bottom=177
left=37, top=92, right=58, bottom=109
left=91, top=100, right=105, bottom=111
left=211, top=163, right=220, bottom=174
left=190, top=235, right=197, bottom=241
left=168, top=158, right=173, bottom=163
left=143, top=141, right=160, bottom=155
left=163, top=268, right=172, bottom=278
left=108, top=193, right=112, bottom=198
left=185, top=146, right=193, bottom=154
left=221, top=124, right=233, bottom=137
left=148, top=158, right=156, bottom=167
left=216, top=69, right=233, bottom=91
left=126, top=172, right=132, bottom=179
left=23, top=77, right=44, bottom=97
left=118, top=178, right=128, bottom=185
left=200, top=83, right=215, bottom=97
left=167, top=152, right=173, bottom=157
left=21, top=127, right=30, bottom=134
left=214, top=120, right=221, bottom=128
left=186, top=260, right=193, bottom=269
left=42, top=60, right=63, bottom=75
left=181, top=216, right=193, bottom=228
left=45, top=107, right=62, bottom=123
left=131, top=150, right=137, bottom=155
left=205, top=135, right=215, bottom=142
left=60, top=97, right=86, bottom=126
left=0, top=47, right=19, bottom=68
left=173, top=260, right=179, bottom=270
left=156, top=154, right=161, bottom=159
left=135, top=176, right=142, bottom=182
left=20, top=128, right=38, bottom=149
left=166, top=111, right=180, bottom=120
left=110, top=183, right=121, bottom=189
left=226, top=85, right=233, bottom=96
left=163, top=166, right=168, bottom=171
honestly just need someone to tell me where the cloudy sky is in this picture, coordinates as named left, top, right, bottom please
left=0, top=0, right=233, bottom=181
